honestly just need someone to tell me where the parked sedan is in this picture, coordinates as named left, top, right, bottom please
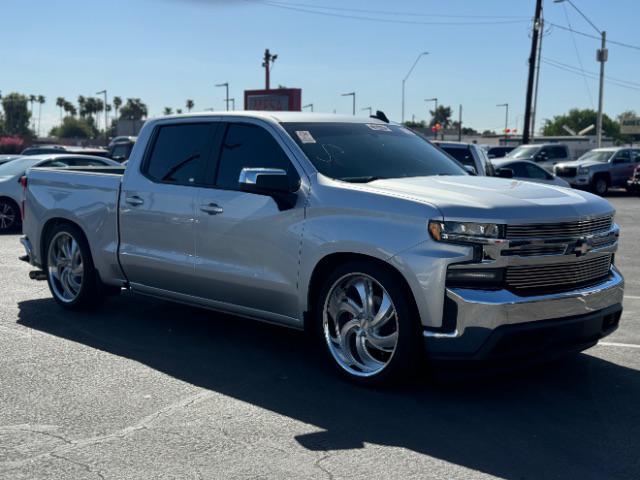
left=492, top=158, right=571, bottom=188
left=0, top=155, right=22, bottom=166
left=0, top=154, right=119, bottom=232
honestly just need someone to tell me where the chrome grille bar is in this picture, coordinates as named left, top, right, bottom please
left=506, top=215, right=613, bottom=239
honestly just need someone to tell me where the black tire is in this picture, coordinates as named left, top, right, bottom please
left=0, top=198, right=20, bottom=233
left=44, top=223, right=106, bottom=309
left=591, top=176, right=609, bottom=196
left=313, top=260, right=422, bottom=386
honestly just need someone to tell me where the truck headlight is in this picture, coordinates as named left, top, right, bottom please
left=577, top=166, right=590, bottom=175
left=428, top=220, right=506, bottom=244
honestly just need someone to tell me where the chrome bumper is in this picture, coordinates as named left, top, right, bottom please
left=425, top=266, right=624, bottom=339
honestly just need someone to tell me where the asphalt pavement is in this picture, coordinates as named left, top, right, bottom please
left=1, top=193, right=639, bottom=479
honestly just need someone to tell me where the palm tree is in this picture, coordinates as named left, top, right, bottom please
left=56, top=97, right=66, bottom=120
left=37, top=95, right=45, bottom=137
left=176, top=109, right=183, bottom=114
left=29, top=95, right=36, bottom=130
left=63, top=101, right=77, bottom=117
left=112, top=96, right=122, bottom=119
left=186, top=99, right=194, bottom=112
left=163, top=107, right=173, bottom=115
left=78, top=95, right=86, bottom=118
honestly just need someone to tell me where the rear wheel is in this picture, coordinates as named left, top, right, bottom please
left=0, top=199, right=19, bottom=232
left=45, top=223, right=105, bottom=309
left=315, top=261, right=422, bottom=385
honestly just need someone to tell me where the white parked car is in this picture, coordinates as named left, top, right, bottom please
left=492, top=158, right=571, bottom=188
left=0, top=154, right=120, bottom=232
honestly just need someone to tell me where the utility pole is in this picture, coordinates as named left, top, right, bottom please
left=96, top=90, right=108, bottom=142
left=522, top=0, right=543, bottom=145
left=530, top=17, right=545, bottom=141
left=401, top=51, right=429, bottom=124
left=215, top=83, right=229, bottom=111
left=262, top=49, right=278, bottom=90
left=303, top=103, right=314, bottom=112
left=341, top=92, right=356, bottom=115
left=458, top=104, right=462, bottom=141
left=553, top=0, right=607, bottom=147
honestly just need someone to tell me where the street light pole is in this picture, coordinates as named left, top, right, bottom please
left=497, top=103, right=509, bottom=141
left=215, top=83, right=229, bottom=111
left=554, top=0, right=607, bottom=147
left=341, top=92, right=355, bottom=115
left=96, top=90, right=107, bottom=142
left=303, top=103, right=314, bottom=112
left=402, top=51, right=429, bottom=124
left=362, top=106, right=372, bottom=116
left=229, top=98, right=235, bottom=111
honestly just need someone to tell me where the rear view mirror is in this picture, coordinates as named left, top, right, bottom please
left=496, top=168, right=514, bottom=179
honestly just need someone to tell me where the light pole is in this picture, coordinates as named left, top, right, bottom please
left=497, top=103, right=509, bottom=141
left=229, top=98, right=235, bottom=111
left=554, top=0, right=607, bottom=147
left=96, top=90, right=108, bottom=141
left=341, top=92, right=356, bottom=115
left=216, top=82, right=229, bottom=111
left=362, top=106, right=372, bottom=116
left=303, top=103, right=314, bottom=112
left=402, top=51, right=429, bottom=124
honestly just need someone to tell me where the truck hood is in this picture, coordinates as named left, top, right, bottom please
left=363, top=175, right=614, bottom=223
left=555, top=159, right=607, bottom=169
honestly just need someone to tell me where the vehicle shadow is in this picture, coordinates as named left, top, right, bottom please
left=17, top=294, right=640, bottom=480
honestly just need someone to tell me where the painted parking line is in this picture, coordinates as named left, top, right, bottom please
left=625, top=295, right=640, bottom=300
left=599, top=342, right=640, bottom=349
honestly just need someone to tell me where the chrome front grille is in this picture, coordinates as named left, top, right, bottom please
left=506, top=215, right=613, bottom=240
left=506, top=254, right=612, bottom=294
left=556, top=167, right=577, bottom=178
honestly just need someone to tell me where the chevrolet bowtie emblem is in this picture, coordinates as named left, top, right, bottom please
left=574, top=238, right=593, bottom=257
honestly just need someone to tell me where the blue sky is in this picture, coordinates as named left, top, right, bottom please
left=2, top=0, right=639, bottom=135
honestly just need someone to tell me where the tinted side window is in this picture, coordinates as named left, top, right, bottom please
left=509, top=162, right=530, bottom=177
left=525, top=163, right=549, bottom=179
left=632, top=150, right=640, bottom=162
left=145, top=123, right=215, bottom=185
left=614, top=150, right=631, bottom=163
left=545, top=146, right=567, bottom=159
left=216, top=123, right=294, bottom=189
left=441, top=147, right=474, bottom=168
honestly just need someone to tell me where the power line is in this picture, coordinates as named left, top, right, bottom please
left=257, top=0, right=529, bottom=19
left=248, top=0, right=531, bottom=26
left=542, top=58, right=640, bottom=92
left=543, top=58, right=640, bottom=88
left=548, top=22, right=640, bottom=51
left=562, top=3, right=594, bottom=107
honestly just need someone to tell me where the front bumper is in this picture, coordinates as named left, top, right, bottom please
left=560, top=174, right=590, bottom=187
left=424, top=267, right=624, bottom=360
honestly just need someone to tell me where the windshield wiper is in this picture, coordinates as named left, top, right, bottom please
left=342, top=176, right=384, bottom=183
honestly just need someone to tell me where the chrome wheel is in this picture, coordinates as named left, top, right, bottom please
left=323, top=273, right=399, bottom=377
left=47, top=232, right=84, bottom=303
left=595, top=179, right=608, bottom=195
left=0, top=201, right=17, bottom=231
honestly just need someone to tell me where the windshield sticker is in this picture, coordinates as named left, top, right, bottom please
left=366, top=124, right=391, bottom=132
left=296, top=130, right=316, bottom=144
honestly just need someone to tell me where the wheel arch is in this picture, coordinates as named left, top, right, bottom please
left=40, top=218, right=94, bottom=270
left=304, top=252, right=420, bottom=332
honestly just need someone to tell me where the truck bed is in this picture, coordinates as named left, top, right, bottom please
left=23, top=167, right=126, bottom=285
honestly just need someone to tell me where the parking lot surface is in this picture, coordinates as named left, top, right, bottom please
left=1, top=194, right=639, bottom=480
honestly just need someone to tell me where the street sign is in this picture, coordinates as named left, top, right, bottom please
left=620, top=116, right=640, bottom=135
left=244, top=88, right=302, bottom=111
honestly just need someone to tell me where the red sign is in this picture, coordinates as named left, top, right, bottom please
left=244, top=88, right=302, bottom=111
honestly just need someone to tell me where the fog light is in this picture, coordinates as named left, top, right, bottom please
left=446, top=268, right=504, bottom=289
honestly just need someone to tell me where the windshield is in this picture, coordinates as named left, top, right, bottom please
left=507, top=145, right=540, bottom=159
left=578, top=150, right=614, bottom=163
left=0, top=158, right=40, bottom=176
left=283, top=122, right=466, bottom=182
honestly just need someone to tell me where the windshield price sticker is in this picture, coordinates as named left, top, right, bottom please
left=296, top=130, right=316, bottom=143
left=366, top=124, right=391, bottom=132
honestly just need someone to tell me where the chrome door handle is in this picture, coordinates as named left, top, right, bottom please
left=125, top=195, right=144, bottom=206
left=200, top=203, right=223, bottom=215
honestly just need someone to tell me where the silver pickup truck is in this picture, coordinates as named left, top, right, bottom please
left=20, top=112, right=624, bottom=385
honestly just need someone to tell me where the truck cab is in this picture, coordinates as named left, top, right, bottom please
left=506, top=143, right=571, bottom=172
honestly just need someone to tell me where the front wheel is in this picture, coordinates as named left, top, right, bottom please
left=592, top=177, right=608, bottom=196
left=315, top=261, right=422, bottom=385
left=0, top=199, right=20, bottom=232
left=45, top=223, right=105, bottom=309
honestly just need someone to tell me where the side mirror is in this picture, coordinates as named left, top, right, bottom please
left=496, top=168, right=514, bottom=178
left=238, top=167, right=300, bottom=209
left=463, top=165, right=477, bottom=175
